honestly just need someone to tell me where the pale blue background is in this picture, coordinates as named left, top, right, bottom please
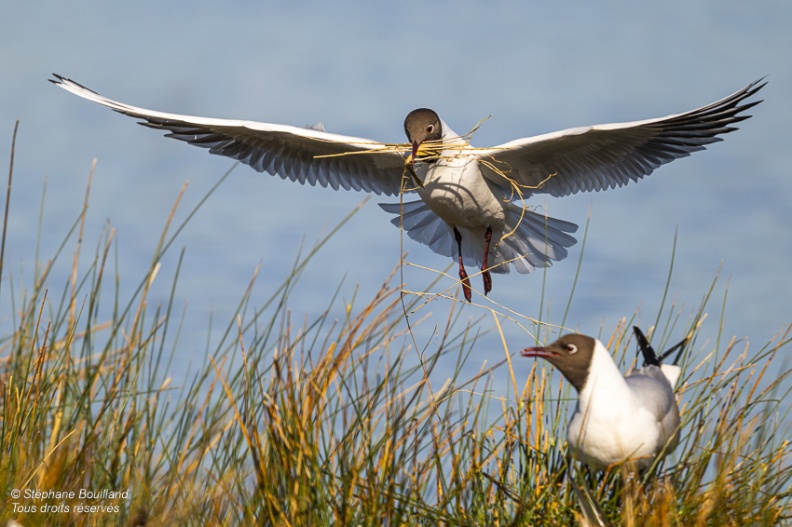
left=1, top=2, right=790, bottom=386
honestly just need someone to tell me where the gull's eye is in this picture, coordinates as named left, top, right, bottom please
left=567, top=344, right=578, bottom=355
left=426, top=124, right=434, bottom=134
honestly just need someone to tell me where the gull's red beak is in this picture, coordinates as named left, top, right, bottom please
left=410, top=141, right=420, bottom=164
left=521, top=346, right=552, bottom=358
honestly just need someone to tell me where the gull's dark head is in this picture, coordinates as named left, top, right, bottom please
left=522, top=333, right=597, bottom=392
left=404, top=108, right=442, bottom=163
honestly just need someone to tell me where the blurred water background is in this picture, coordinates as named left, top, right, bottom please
left=1, top=2, right=790, bottom=390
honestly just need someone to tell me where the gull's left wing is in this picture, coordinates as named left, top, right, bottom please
left=50, top=74, right=409, bottom=196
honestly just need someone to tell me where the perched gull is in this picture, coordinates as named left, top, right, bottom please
left=51, top=75, right=764, bottom=301
left=522, top=327, right=688, bottom=470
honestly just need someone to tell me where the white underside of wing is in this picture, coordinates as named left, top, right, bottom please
left=475, top=80, right=764, bottom=198
left=51, top=74, right=409, bottom=195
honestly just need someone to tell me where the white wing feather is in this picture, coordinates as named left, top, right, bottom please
left=478, top=80, right=765, bottom=198
left=50, top=74, right=408, bottom=196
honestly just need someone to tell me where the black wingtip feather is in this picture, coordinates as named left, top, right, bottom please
left=633, top=326, right=661, bottom=367
left=660, top=336, right=689, bottom=366
left=633, top=326, right=690, bottom=368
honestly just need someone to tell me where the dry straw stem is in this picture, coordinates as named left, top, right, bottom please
left=2, top=125, right=791, bottom=526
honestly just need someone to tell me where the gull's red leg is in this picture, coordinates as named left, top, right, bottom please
left=453, top=227, right=472, bottom=302
left=482, top=227, right=493, bottom=295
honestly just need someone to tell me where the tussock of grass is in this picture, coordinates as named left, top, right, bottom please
left=1, top=127, right=791, bottom=526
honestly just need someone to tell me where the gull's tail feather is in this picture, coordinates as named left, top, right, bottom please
left=489, top=202, right=578, bottom=274
left=379, top=200, right=578, bottom=274
left=380, top=200, right=454, bottom=258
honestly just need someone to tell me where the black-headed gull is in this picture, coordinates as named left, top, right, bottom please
left=522, top=327, right=688, bottom=470
left=50, top=75, right=764, bottom=301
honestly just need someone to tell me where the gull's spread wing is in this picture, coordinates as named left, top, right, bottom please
left=479, top=80, right=765, bottom=198
left=51, top=74, right=408, bottom=196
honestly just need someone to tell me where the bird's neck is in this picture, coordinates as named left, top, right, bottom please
left=577, top=341, right=634, bottom=412
left=439, top=119, right=466, bottom=145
